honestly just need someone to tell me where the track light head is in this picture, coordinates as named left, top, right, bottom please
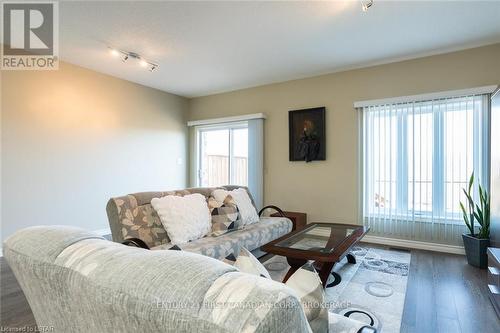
left=108, top=46, right=158, bottom=72
left=361, top=0, right=373, bottom=12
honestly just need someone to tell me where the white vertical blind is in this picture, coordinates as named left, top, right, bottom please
left=362, top=94, right=489, bottom=246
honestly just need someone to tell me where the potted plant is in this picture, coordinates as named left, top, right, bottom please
left=460, top=172, right=490, bottom=268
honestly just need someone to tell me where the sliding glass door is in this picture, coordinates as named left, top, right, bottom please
left=197, top=124, right=248, bottom=187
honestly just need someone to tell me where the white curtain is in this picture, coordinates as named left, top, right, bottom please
left=248, top=118, right=264, bottom=210
left=362, top=94, right=489, bottom=246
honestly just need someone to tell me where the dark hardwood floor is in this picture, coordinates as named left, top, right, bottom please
left=401, top=249, right=500, bottom=333
left=1, top=249, right=499, bottom=332
left=1, top=258, right=36, bottom=330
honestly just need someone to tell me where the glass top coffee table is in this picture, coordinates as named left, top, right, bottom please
left=261, top=223, right=369, bottom=288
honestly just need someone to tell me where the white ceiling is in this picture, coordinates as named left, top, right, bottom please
left=59, top=1, right=500, bottom=97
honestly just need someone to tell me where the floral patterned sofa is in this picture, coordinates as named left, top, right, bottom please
left=106, top=186, right=293, bottom=259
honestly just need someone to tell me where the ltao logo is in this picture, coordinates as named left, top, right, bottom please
left=1, top=1, right=59, bottom=70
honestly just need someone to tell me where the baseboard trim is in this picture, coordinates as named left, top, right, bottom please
left=361, top=235, right=465, bottom=255
left=309, top=226, right=466, bottom=255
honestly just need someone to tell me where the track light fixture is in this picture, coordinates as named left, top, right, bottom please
left=361, top=0, right=373, bottom=12
left=108, top=47, right=159, bottom=72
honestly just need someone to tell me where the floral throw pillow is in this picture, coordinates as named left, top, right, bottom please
left=207, top=194, right=243, bottom=236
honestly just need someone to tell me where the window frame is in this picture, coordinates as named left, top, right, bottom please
left=363, top=96, right=488, bottom=224
left=195, top=121, right=248, bottom=187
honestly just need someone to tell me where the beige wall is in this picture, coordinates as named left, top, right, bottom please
left=1, top=62, right=188, bottom=241
left=188, top=43, right=500, bottom=225
left=1, top=44, right=499, bottom=242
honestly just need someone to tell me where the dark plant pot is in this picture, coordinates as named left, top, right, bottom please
left=462, top=233, right=489, bottom=269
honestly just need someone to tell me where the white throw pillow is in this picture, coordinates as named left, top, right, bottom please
left=285, top=262, right=328, bottom=333
left=212, top=188, right=259, bottom=225
left=151, top=193, right=211, bottom=245
left=229, top=249, right=327, bottom=332
left=233, top=247, right=271, bottom=279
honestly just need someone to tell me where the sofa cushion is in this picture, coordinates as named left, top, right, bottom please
left=152, top=217, right=293, bottom=260
left=208, top=194, right=242, bottom=236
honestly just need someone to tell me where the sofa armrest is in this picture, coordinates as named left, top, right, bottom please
left=106, top=198, right=125, bottom=243
left=122, top=238, right=150, bottom=250
left=258, top=205, right=286, bottom=217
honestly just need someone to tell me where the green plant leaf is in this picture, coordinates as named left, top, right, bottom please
left=474, top=211, right=483, bottom=226
left=467, top=173, right=474, bottom=203
left=462, top=188, right=472, bottom=205
left=460, top=201, right=473, bottom=234
left=475, top=203, right=483, bottom=216
left=483, top=188, right=490, bottom=238
left=479, top=185, right=484, bottom=202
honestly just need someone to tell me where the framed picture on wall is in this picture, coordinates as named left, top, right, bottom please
left=288, top=107, right=326, bottom=162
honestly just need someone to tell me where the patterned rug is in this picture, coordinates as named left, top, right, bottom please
left=262, top=245, right=411, bottom=333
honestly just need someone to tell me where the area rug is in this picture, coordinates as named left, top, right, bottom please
left=262, top=245, right=411, bottom=333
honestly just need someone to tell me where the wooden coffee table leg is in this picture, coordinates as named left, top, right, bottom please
left=346, top=253, right=356, bottom=264
left=314, top=261, right=343, bottom=288
left=317, top=261, right=335, bottom=287
left=283, top=257, right=307, bottom=283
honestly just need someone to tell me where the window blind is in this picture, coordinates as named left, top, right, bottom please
left=361, top=94, right=489, bottom=246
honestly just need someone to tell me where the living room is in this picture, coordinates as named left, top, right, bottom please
left=1, top=1, right=500, bottom=333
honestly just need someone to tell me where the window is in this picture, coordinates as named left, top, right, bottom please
left=197, top=123, right=248, bottom=187
left=362, top=94, right=489, bottom=226
left=190, top=114, right=265, bottom=209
